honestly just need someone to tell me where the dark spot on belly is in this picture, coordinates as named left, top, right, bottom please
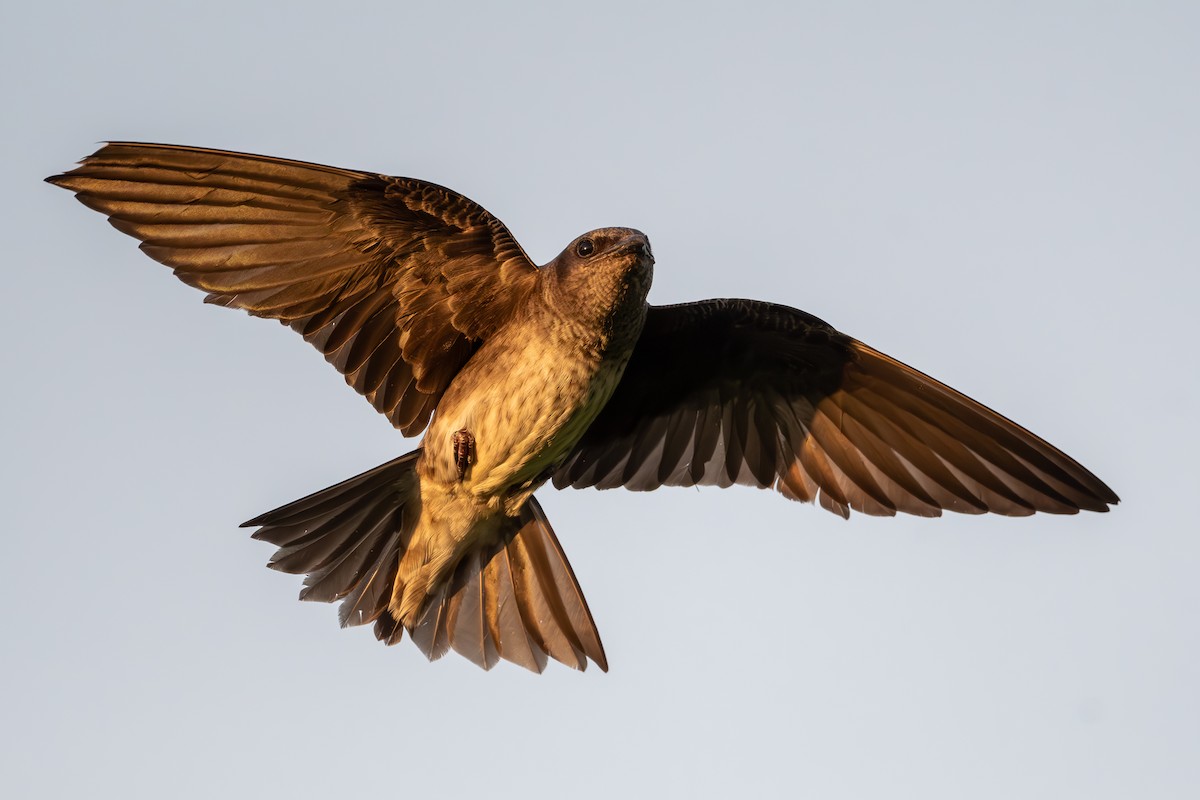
left=452, top=429, right=476, bottom=482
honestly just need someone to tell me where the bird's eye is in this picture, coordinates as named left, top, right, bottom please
left=575, top=239, right=595, bottom=257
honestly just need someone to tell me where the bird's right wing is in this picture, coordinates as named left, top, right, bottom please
left=554, top=299, right=1118, bottom=518
left=49, top=142, right=539, bottom=436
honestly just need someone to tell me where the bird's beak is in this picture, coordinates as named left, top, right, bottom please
left=618, top=236, right=654, bottom=264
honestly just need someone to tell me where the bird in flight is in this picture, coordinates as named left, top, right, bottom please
left=49, top=143, right=1118, bottom=673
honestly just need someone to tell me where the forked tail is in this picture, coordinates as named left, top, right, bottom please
left=241, top=452, right=607, bottom=672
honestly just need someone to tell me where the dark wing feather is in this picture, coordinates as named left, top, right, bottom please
left=48, top=142, right=538, bottom=436
left=555, top=299, right=1118, bottom=517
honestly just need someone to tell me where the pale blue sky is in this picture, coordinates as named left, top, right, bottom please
left=4, top=2, right=1198, bottom=798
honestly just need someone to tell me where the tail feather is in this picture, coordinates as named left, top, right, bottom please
left=266, top=500, right=386, bottom=575
left=298, top=504, right=402, bottom=603
left=487, top=547, right=550, bottom=673
left=244, top=457, right=411, bottom=532
left=447, top=551, right=502, bottom=670
left=241, top=454, right=606, bottom=672
left=373, top=609, right=407, bottom=646
left=242, top=452, right=420, bottom=630
left=507, top=500, right=607, bottom=671
left=336, top=533, right=403, bottom=628
left=402, top=497, right=607, bottom=672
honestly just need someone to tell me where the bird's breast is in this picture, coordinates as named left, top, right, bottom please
left=422, top=315, right=640, bottom=506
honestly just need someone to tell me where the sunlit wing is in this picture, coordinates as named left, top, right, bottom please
left=48, top=142, right=539, bottom=435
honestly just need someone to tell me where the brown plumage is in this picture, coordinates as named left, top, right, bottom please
left=48, top=142, right=1118, bottom=673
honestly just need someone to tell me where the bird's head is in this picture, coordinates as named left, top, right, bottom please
left=543, top=227, right=654, bottom=331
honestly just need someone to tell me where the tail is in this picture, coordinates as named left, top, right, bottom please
left=241, top=452, right=607, bottom=673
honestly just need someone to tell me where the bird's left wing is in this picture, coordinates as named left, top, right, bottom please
left=49, top=142, right=539, bottom=436
left=554, top=299, right=1118, bottom=518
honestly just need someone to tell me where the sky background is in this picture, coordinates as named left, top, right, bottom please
left=4, top=1, right=1198, bottom=797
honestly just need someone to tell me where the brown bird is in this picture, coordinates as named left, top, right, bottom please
left=48, top=143, right=1118, bottom=673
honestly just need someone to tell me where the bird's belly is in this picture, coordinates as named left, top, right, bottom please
left=424, top=337, right=627, bottom=503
